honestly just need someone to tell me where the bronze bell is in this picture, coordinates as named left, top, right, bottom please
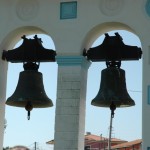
left=91, top=67, right=135, bottom=108
left=6, top=64, right=53, bottom=120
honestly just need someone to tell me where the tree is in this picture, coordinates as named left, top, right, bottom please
left=4, top=119, right=7, bottom=130
left=3, top=146, right=10, bottom=150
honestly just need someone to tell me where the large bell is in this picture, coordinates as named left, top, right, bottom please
left=91, top=67, right=135, bottom=107
left=6, top=70, right=53, bottom=108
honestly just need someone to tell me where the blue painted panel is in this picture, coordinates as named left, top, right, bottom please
left=145, top=0, right=150, bottom=17
left=147, top=147, right=150, bottom=150
left=56, top=56, right=91, bottom=69
left=60, top=1, right=77, bottom=19
left=148, top=85, right=150, bottom=104
left=56, top=56, right=85, bottom=66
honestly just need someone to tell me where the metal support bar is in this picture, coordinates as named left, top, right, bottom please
left=108, top=102, right=116, bottom=150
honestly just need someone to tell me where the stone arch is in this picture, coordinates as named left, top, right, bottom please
left=2, top=26, right=57, bottom=149
left=83, top=22, right=141, bottom=49
left=84, top=22, right=142, bottom=145
left=0, top=26, right=56, bottom=50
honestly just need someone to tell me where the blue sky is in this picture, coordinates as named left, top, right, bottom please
left=3, top=30, right=142, bottom=149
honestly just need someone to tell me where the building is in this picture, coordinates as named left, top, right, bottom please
left=9, top=146, right=29, bottom=150
left=47, top=133, right=128, bottom=150
left=84, top=133, right=127, bottom=150
left=111, top=139, right=142, bottom=150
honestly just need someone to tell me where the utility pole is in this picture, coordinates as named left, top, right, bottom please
left=34, top=142, right=37, bottom=150
left=100, top=134, right=102, bottom=150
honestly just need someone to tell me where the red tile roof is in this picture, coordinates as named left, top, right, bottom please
left=46, top=133, right=128, bottom=146
left=10, top=145, right=29, bottom=150
left=85, top=134, right=106, bottom=141
left=46, top=140, right=54, bottom=144
left=111, top=139, right=142, bottom=149
left=85, top=134, right=127, bottom=144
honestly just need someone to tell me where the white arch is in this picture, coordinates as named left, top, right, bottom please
left=83, top=22, right=142, bottom=148
left=83, top=22, right=141, bottom=49
left=1, top=26, right=56, bottom=50
left=0, top=26, right=56, bottom=150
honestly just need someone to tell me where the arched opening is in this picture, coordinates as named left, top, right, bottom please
left=3, top=27, right=57, bottom=149
left=85, top=29, right=142, bottom=149
left=83, top=22, right=138, bottom=50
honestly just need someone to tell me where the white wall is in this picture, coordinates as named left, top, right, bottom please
left=0, top=0, right=149, bottom=149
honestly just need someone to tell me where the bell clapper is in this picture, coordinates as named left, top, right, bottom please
left=25, top=101, right=33, bottom=120
left=108, top=101, right=116, bottom=150
left=110, top=101, right=116, bottom=118
left=27, top=111, right=30, bottom=120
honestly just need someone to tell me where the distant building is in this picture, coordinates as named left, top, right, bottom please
left=9, top=146, right=29, bottom=150
left=46, top=132, right=128, bottom=150
left=111, top=139, right=142, bottom=150
left=84, top=132, right=127, bottom=150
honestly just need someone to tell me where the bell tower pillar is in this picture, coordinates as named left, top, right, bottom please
left=0, top=59, right=7, bottom=149
left=54, top=56, right=90, bottom=150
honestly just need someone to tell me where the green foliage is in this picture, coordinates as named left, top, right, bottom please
left=3, top=147, right=10, bottom=150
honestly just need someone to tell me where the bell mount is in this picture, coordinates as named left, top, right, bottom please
left=83, top=32, right=142, bottom=62
left=2, top=35, right=56, bottom=63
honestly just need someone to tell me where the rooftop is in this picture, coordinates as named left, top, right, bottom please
left=85, top=133, right=127, bottom=145
left=46, top=132, right=128, bottom=145
left=111, top=139, right=142, bottom=149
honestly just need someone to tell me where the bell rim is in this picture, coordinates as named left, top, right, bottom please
left=91, top=100, right=135, bottom=108
left=6, top=98, right=53, bottom=108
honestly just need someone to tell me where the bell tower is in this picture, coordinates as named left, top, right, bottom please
left=0, top=0, right=150, bottom=150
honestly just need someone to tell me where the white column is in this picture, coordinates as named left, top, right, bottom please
left=142, top=43, right=150, bottom=150
left=0, top=58, right=8, bottom=149
left=54, top=56, right=91, bottom=150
